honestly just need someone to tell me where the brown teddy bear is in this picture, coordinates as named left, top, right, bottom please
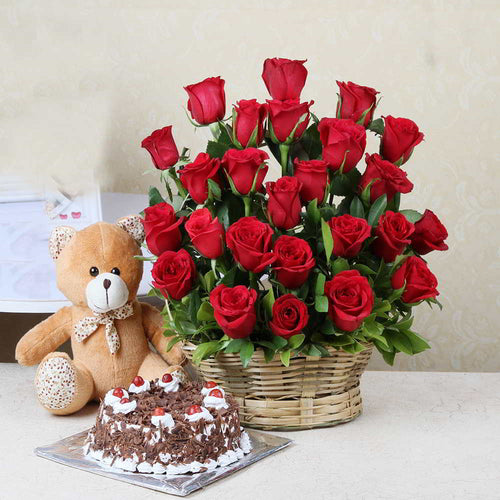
left=15, top=215, right=184, bottom=415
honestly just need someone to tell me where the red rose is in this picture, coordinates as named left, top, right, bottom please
left=267, top=99, right=313, bottom=143
left=318, top=118, right=366, bottom=173
left=210, top=284, right=257, bottom=339
left=381, top=116, right=424, bottom=165
left=184, top=76, right=226, bottom=125
left=373, top=211, right=415, bottom=262
left=391, top=256, right=439, bottom=304
left=233, top=99, right=268, bottom=147
left=273, top=235, right=315, bottom=289
left=293, top=158, right=328, bottom=203
left=359, top=153, right=414, bottom=202
left=152, top=249, right=196, bottom=300
left=336, top=81, right=379, bottom=127
left=226, top=217, right=276, bottom=273
left=222, top=148, right=269, bottom=195
left=185, top=208, right=225, bottom=259
left=270, top=295, right=309, bottom=339
left=328, top=214, right=371, bottom=258
left=266, top=177, right=302, bottom=230
left=142, top=202, right=183, bottom=256
left=324, top=270, right=374, bottom=332
left=141, top=126, right=179, bottom=170
left=262, top=58, right=308, bottom=101
left=179, top=152, right=221, bottom=204
left=411, top=210, right=449, bottom=255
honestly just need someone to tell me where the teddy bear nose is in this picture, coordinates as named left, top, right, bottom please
left=103, top=279, right=111, bottom=290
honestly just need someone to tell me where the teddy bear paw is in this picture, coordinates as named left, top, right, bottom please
left=35, top=356, right=77, bottom=411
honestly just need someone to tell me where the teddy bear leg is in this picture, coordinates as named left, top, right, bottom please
left=138, top=351, right=186, bottom=383
left=35, top=352, right=94, bottom=415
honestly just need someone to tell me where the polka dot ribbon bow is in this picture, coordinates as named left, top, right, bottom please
left=73, top=303, right=134, bottom=354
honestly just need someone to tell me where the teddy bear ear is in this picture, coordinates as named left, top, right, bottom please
left=49, top=226, right=77, bottom=260
left=116, top=215, right=145, bottom=245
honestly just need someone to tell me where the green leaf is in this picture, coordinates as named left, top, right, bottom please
left=315, top=295, right=329, bottom=313
left=204, top=270, right=216, bottom=292
left=206, top=140, right=231, bottom=159
left=372, top=335, right=391, bottom=351
left=321, top=218, right=334, bottom=261
left=263, top=288, right=275, bottom=317
left=207, top=179, right=221, bottom=201
left=197, top=301, right=215, bottom=322
left=390, top=331, right=413, bottom=355
left=148, top=186, right=165, bottom=206
left=165, top=336, right=181, bottom=352
left=405, top=330, right=431, bottom=353
left=264, top=348, right=276, bottom=362
left=300, top=123, right=322, bottom=159
left=326, top=334, right=353, bottom=347
left=381, top=349, right=395, bottom=365
left=395, top=316, right=414, bottom=331
left=307, top=198, right=321, bottom=224
left=315, top=273, right=326, bottom=295
left=353, top=263, right=377, bottom=276
left=400, top=209, right=423, bottom=224
left=188, top=293, right=201, bottom=325
left=192, top=341, right=221, bottom=365
left=239, top=341, right=255, bottom=368
left=367, top=194, right=388, bottom=226
left=288, top=334, right=305, bottom=350
left=350, top=196, right=365, bottom=218
left=332, top=257, right=349, bottom=275
left=219, top=267, right=237, bottom=286
left=320, top=320, right=335, bottom=335
left=224, top=338, right=245, bottom=353
left=388, top=285, right=405, bottom=303
left=271, top=335, right=288, bottom=350
left=280, top=349, right=291, bottom=367
left=368, top=118, right=384, bottom=135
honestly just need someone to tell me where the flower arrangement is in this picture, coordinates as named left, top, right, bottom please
left=140, top=58, right=448, bottom=368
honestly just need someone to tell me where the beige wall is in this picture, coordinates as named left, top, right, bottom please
left=1, top=1, right=499, bottom=370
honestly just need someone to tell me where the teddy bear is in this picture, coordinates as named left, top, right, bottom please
left=15, top=215, right=185, bottom=415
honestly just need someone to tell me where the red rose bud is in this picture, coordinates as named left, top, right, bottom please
left=185, top=208, right=225, bottom=259
left=209, top=389, right=224, bottom=399
left=142, top=202, right=183, bottom=256
left=411, top=210, right=449, bottom=255
left=273, top=235, right=315, bottom=289
left=141, top=126, right=179, bottom=170
left=266, top=177, right=302, bottom=230
left=381, top=116, right=424, bottom=165
left=373, top=211, right=415, bottom=262
left=318, top=118, right=366, bottom=173
left=187, top=404, right=203, bottom=415
left=153, top=407, right=165, bottom=416
left=162, top=373, right=173, bottom=383
left=133, top=376, right=144, bottom=386
left=112, top=388, right=124, bottom=398
left=233, top=99, right=268, bottom=147
left=262, top=58, right=308, bottom=100
left=293, top=158, right=328, bottom=204
left=179, top=152, right=221, bottom=205
left=210, top=284, right=257, bottom=339
left=184, top=76, right=226, bottom=125
left=391, top=256, right=439, bottom=304
left=204, top=381, right=217, bottom=389
left=222, top=148, right=269, bottom=195
left=267, top=99, right=313, bottom=143
left=120, top=398, right=130, bottom=404
left=226, top=217, right=276, bottom=273
left=328, top=214, right=371, bottom=258
left=152, top=249, right=196, bottom=300
left=336, top=81, right=379, bottom=127
left=359, top=154, right=414, bottom=203
left=324, top=270, right=374, bottom=332
left=270, top=294, right=309, bottom=339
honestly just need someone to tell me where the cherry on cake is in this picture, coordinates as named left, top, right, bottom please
left=83, top=373, right=252, bottom=474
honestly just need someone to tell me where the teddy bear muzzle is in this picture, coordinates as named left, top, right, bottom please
left=85, top=272, right=130, bottom=313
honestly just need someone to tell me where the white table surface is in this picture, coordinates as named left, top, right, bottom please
left=1, top=364, right=499, bottom=500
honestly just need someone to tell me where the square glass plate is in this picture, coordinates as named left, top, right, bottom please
left=35, top=429, right=292, bottom=496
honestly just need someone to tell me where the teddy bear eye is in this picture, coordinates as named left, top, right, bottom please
left=111, top=267, right=120, bottom=275
left=89, top=267, right=99, bottom=277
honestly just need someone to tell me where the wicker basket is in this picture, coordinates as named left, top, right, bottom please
left=183, top=342, right=373, bottom=431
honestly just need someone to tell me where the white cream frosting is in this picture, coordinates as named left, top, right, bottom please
left=203, top=394, right=229, bottom=410
left=158, top=375, right=180, bottom=393
left=151, top=412, right=175, bottom=430
left=201, top=384, right=225, bottom=397
left=128, top=379, right=151, bottom=394
left=104, top=389, right=128, bottom=407
left=113, top=399, right=137, bottom=414
left=184, top=406, right=214, bottom=423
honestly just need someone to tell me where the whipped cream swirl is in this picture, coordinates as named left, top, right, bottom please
left=201, top=385, right=225, bottom=397
left=104, top=389, right=129, bottom=407
left=158, top=375, right=180, bottom=393
left=151, top=412, right=175, bottom=430
left=113, top=399, right=137, bottom=414
left=184, top=406, right=214, bottom=423
left=129, top=379, right=151, bottom=394
left=203, top=394, right=229, bottom=410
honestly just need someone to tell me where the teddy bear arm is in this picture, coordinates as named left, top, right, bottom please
left=15, top=307, right=73, bottom=366
left=140, top=302, right=185, bottom=366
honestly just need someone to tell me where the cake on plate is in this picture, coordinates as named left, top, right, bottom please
left=83, top=372, right=252, bottom=474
